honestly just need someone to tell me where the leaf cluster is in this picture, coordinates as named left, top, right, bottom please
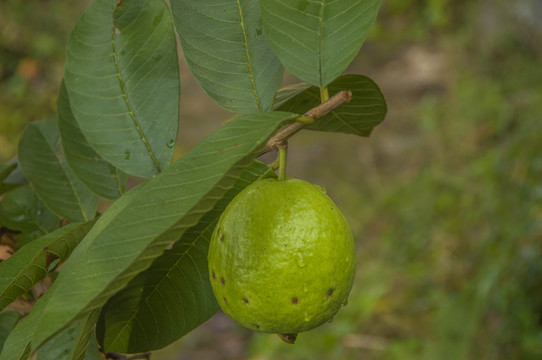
left=0, top=0, right=386, bottom=357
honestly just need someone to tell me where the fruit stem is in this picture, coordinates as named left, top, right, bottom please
left=268, top=156, right=280, bottom=171
left=278, top=143, right=288, bottom=181
left=319, top=86, right=329, bottom=102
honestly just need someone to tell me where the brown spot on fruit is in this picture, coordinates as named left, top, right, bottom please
left=211, top=271, right=215, bottom=279
left=292, top=297, right=298, bottom=305
left=220, top=277, right=225, bottom=285
left=243, top=298, right=249, bottom=304
left=220, top=234, right=224, bottom=242
left=328, top=288, right=334, bottom=297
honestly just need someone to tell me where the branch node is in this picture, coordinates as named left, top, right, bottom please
left=260, top=90, right=352, bottom=155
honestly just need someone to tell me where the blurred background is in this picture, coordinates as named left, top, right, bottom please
left=1, top=0, right=541, bottom=359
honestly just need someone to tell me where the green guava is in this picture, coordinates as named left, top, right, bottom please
left=208, top=177, right=356, bottom=336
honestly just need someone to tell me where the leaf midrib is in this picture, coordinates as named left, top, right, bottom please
left=110, top=19, right=162, bottom=173
left=236, top=0, right=262, bottom=112
left=31, top=124, right=89, bottom=221
left=318, top=0, right=325, bottom=87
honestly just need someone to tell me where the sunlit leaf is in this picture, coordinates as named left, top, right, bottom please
left=64, top=0, right=179, bottom=177
left=58, top=82, right=126, bottom=200
left=172, top=0, right=283, bottom=113
left=261, top=0, right=383, bottom=87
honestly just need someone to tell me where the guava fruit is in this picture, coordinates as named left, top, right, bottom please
left=208, top=177, right=356, bottom=337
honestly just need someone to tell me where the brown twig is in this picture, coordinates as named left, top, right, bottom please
left=260, top=90, right=352, bottom=156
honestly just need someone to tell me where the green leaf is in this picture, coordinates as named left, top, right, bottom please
left=0, top=164, right=16, bottom=183
left=82, top=335, right=101, bottom=360
left=0, top=311, right=21, bottom=353
left=64, top=0, right=179, bottom=178
left=0, top=219, right=97, bottom=312
left=37, top=324, right=78, bottom=360
left=172, top=0, right=283, bottom=113
left=68, top=309, right=100, bottom=360
left=38, top=309, right=100, bottom=360
left=0, top=298, right=98, bottom=360
left=275, top=74, right=387, bottom=136
left=261, top=0, right=383, bottom=87
left=97, top=160, right=271, bottom=352
left=29, top=111, right=297, bottom=351
left=0, top=186, right=60, bottom=244
left=0, top=163, right=22, bottom=196
left=17, top=118, right=98, bottom=223
left=0, top=295, right=44, bottom=360
left=58, top=82, right=126, bottom=200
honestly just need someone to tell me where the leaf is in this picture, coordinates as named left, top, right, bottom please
left=68, top=309, right=100, bottom=360
left=38, top=309, right=100, bottom=360
left=0, top=311, right=21, bottom=353
left=29, top=111, right=297, bottom=351
left=0, top=164, right=16, bottom=183
left=0, top=297, right=97, bottom=360
left=17, top=118, right=98, bottom=223
left=275, top=74, right=387, bottom=136
left=82, top=335, right=101, bottom=360
left=58, top=81, right=127, bottom=200
left=0, top=219, right=97, bottom=312
left=96, top=160, right=272, bottom=352
left=0, top=295, right=44, bottom=360
left=0, top=163, right=22, bottom=196
left=261, top=0, right=383, bottom=87
left=0, top=186, right=60, bottom=244
left=37, top=324, right=78, bottom=360
left=172, top=0, right=283, bottom=113
left=64, top=0, right=179, bottom=178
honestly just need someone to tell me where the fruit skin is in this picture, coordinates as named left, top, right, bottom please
left=208, top=177, right=355, bottom=334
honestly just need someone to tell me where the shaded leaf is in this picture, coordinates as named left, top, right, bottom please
left=275, top=74, right=387, bottom=136
left=0, top=163, right=22, bottom=196
left=38, top=309, right=100, bottom=360
left=82, top=335, right=101, bottom=360
left=0, top=164, right=16, bottom=183
left=17, top=118, right=98, bottom=223
left=0, top=297, right=97, bottom=360
left=261, top=0, right=383, bottom=87
left=0, top=186, right=60, bottom=244
left=0, top=295, right=44, bottom=360
left=97, top=160, right=273, bottom=352
left=0, top=219, right=97, bottom=312
left=0, top=311, right=21, bottom=353
left=64, top=0, right=179, bottom=178
left=29, top=111, right=297, bottom=351
left=58, top=81, right=126, bottom=200
left=69, top=309, right=101, bottom=360
left=172, top=0, right=283, bottom=113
